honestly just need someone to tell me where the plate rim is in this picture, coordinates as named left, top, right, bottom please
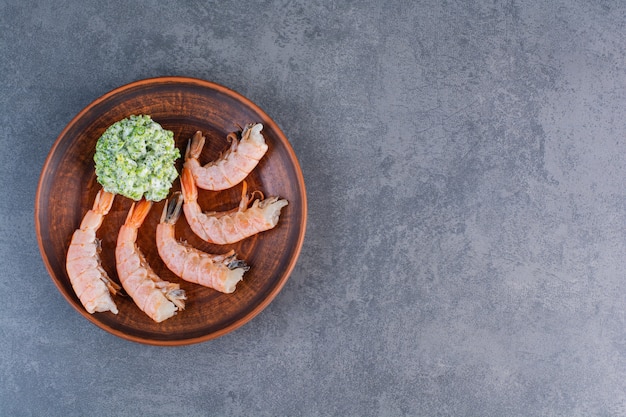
left=34, top=76, right=307, bottom=345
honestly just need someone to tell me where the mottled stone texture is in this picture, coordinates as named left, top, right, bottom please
left=2, top=0, right=626, bottom=415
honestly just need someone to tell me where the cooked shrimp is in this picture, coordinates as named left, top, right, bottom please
left=115, top=199, right=186, bottom=323
left=66, top=189, right=121, bottom=314
left=184, top=123, right=268, bottom=191
left=180, top=166, right=288, bottom=245
left=156, top=192, right=250, bottom=293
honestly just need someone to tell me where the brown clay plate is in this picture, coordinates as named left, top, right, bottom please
left=35, top=77, right=307, bottom=345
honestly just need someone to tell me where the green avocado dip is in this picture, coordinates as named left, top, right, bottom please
left=94, top=115, right=180, bottom=202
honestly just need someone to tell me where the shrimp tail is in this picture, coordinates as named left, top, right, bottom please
left=93, top=189, right=115, bottom=214
left=180, top=166, right=198, bottom=202
left=186, top=131, right=205, bottom=160
left=125, top=199, right=153, bottom=228
left=160, top=192, right=184, bottom=224
left=80, top=190, right=115, bottom=230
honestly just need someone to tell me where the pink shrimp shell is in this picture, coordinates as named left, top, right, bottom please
left=156, top=192, right=250, bottom=293
left=184, top=123, right=269, bottom=191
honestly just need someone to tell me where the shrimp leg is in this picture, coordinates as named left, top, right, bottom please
left=156, top=192, right=250, bottom=293
left=66, top=189, right=120, bottom=314
left=183, top=123, right=268, bottom=191
left=116, top=199, right=186, bottom=323
left=180, top=166, right=288, bottom=245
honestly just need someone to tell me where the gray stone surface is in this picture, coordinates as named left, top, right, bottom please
left=2, top=0, right=626, bottom=415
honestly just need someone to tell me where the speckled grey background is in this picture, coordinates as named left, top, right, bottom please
left=2, top=0, right=626, bottom=416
